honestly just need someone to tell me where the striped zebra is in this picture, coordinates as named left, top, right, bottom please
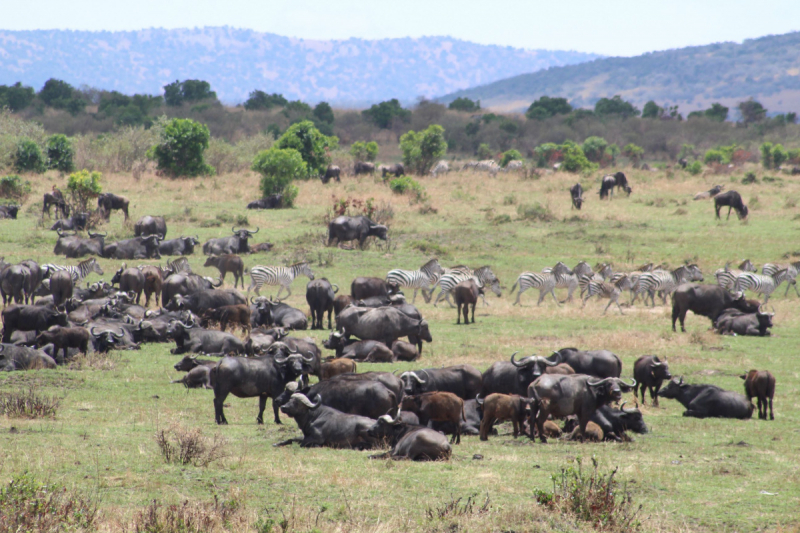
left=433, top=266, right=500, bottom=307
left=735, top=269, right=795, bottom=303
left=578, top=263, right=613, bottom=297
left=633, top=264, right=703, bottom=307
left=41, top=258, right=104, bottom=285
left=247, top=261, right=315, bottom=299
left=761, top=261, right=800, bottom=297
left=386, top=258, right=444, bottom=304
left=511, top=270, right=558, bottom=306
left=715, top=260, right=757, bottom=291
left=542, top=262, right=580, bottom=303
left=582, top=275, right=632, bottom=315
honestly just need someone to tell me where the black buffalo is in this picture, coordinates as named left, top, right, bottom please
left=335, top=305, right=431, bottom=347
left=672, top=283, right=761, bottom=332
left=633, top=355, right=671, bottom=406
left=276, top=377, right=397, bottom=420
left=49, top=212, right=88, bottom=231
left=63, top=231, right=106, bottom=259
left=715, top=306, right=774, bottom=336
left=327, top=216, right=388, bottom=249
left=350, top=277, right=399, bottom=300
left=167, top=320, right=246, bottom=355
left=247, top=195, right=283, bottom=209
left=166, top=289, right=246, bottom=316
left=549, top=348, right=622, bottom=378
left=381, top=163, right=404, bottom=178
left=103, top=235, right=161, bottom=260
left=714, top=190, right=748, bottom=220
left=591, top=403, right=648, bottom=441
left=1, top=305, right=68, bottom=342
left=252, top=297, right=308, bottom=330
left=276, top=393, right=378, bottom=449
left=161, top=274, right=222, bottom=307
left=134, top=216, right=167, bottom=238
left=481, top=352, right=563, bottom=396
left=367, top=411, right=452, bottom=461
left=0, top=205, right=20, bottom=219
left=0, top=343, right=57, bottom=370
left=321, top=165, right=341, bottom=184
left=203, top=227, right=259, bottom=255
left=399, top=364, right=482, bottom=399
left=658, top=377, right=754, bottom=419
left=306, top=278, right=338, bottom=329
left=159, top=236, right=200, bottom=256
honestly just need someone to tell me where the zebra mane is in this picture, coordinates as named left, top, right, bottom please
left=290, top=261, right=309, bottom=267
left=78, top=258, right=95, bottom=266
left=421, top=258, right=439, bottom=268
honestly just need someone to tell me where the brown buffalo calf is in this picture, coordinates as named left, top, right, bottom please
left=740, top=369, right=776, bottom=420
left=202, top=305, right=251, bottom=334
left=454, top=279, right=483, bottom=325
left=320, top=358, right=357, bottom=380
left=35, top=326, right=90, bottom=361
left=333, top=295, right=354, bottom=317
left=143, top=272, right=162, bottom=308
left=204, top=254, right=245, bottom=289
left=477, top=393, right=534, bottom=441
left=392, top=340, right=419, bottom=361
left=563, top=417, right=604, bottom=442
left=172, top=365, right=214, bottom=389
left=401, top=391, right=466, bottom=444
left=543, top=420, right=562, bottom=438
left=547, top=363, right=575, bottom=375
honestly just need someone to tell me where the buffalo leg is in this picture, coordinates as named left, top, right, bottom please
left=534, top=411, right=547, bottom=443
left=727, top=206, right=732, bottom=220
left=214, top=393, right=228, bottom=425
left=456, top=303, right=462, bottom=324
left=480, top=416, right=493, bottom=441
left=256, top=394, right=268, bottom=424
left=471, top=302, right=476, bottom=323
left=270, top=395, right=282, bottom=424
left=650, top=385, right=660, bottom=407
left=757, top=397, right=765, bottom=420
left=768, top=396, right=774, bottom=420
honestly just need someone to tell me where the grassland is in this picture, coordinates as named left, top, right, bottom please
left=1, top=165, right=799, bottom=532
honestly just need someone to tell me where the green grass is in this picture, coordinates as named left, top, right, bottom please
left=1, top=166, right=800, bottom=531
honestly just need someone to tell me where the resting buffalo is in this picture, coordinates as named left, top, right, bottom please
left=203, top=227, right=259, bottom=255
left=399, top=364, right=481, bottom=399
left=247, top=195, right=282, bottom=209
left=1, top=305, right=68, bottom=343
left=49, top=212, right=88, bottom=232
left=166, top=289, right=245, bottom=316
left=64, top=232, right=106, bottom=259
left=0, top=343, right=57, bottom=370
left=350, top=277, right=399, bottom=300
left=367, top=411, right=451, bottom=461
left=103, top=235, right=162, bottom=260
left=327, top=216, right=388, bottom=249
left=276, top=377, right=397, bottom=419
left=161, top=274, right=222, bottom=307
left=277, top=393, right=378, bottom=449
left=549, top=348, right=622, bottom=378
left=658, top=377, right=753, bottom=419
left=715, top=306, right=774, bottom=336
left=159, top=236, right=200, bottom=256
left=134, top=216, right=167, bottom=238
left=0, top=205, right=19, bottom=219
left=672, top=283, right=760, bottom=332
left=591, top=403, right=648, bottom=441
left=253, top=298, right=308, bottom=330
left=481, top=352, right=567, bottom=396
left=167, top=320, right=246, bottom=355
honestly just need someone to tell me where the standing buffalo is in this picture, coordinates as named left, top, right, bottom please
left=97, top=193, right=130, bottom=220
left=321, top=165, right=341, bottom=184
left=454, top=279, right=482, bottom=324
left=740, top=370, right=775, bottom=420
left=480, top=352, right=567, bottom=397
left=327, top=216, right=388, bottom=249
left=658, top=377, right=753, bottom=419
left=672, top=283, right=760, bottom=332
left=49, top=270, right=74, bottom=308
left=381, top=163, right=404, bottom=178
left=714, top=190, right=748, bottom=220
left=204, top=254, right=245, bottom=289
left=354, top=162, right=375, bottom=176
left=1, top=265, right=29, bottom=306
left=306, top=278, right=338, bottom=330
left=350, top=277, right=399, bottom=300
left=1, top=305, right=68, bottom=342
left=203, top=227, right=259, bottom=255
left=633, top=355, right=671, bottom=406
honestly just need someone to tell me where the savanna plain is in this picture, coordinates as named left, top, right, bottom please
left=1, top=165, right=799, bottom=532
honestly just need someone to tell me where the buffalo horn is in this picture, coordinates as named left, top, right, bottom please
left=292, top=393, right=320, bottom=409
left=475, top=394, right=484, bottom=405
left=769, top=305, right=776, bottom=316
left=543, top=354, right=559, bottom=366
left=331, top=284, right=339, bottom=294
left=623, top=378, right=637, bottom=387
left=509, top=351, right=525, bottom=367
left=587, top=377, right=614, bottom=386
left=112, top=330, right=125, bottom=339
left=90, top=326, right=102, bottom=337
left=247, top=227, right=260, bottom=235
left=417, top=369, right=429, bottom=383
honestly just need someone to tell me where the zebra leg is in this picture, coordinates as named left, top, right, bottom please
left=582, top=295, right=591, bottom=308
left=433, top=290, right=444, bottom=307
left=421, top=288, right=432, bottom=304
left=514, top=287, right=525, bottom=306
left=551, top=289, right=561, bottom=306
left=537, top=289, right=546, bottom=306
left=480, top=292, right=489, bottom=307
left=412, top=289, right=418, bottom=304
left=445, top=292, right=456, bottom=308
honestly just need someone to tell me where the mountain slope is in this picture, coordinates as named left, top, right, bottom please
left=437, top=32, right=800, bottom=113
left=0, top=28, right=599, bottom=105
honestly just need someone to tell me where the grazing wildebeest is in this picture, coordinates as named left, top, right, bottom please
left=367, top=411, right=452, bottom=461
left=454, top=279, right=482, bottom=325
left=203, top=254, right=245, bottom=289
left=714, top=190, right=748, bottom=220
left=633, top=355, right=671, bottom=406
left=658, top=377, right=754, bottom=419
left=740, top=370, right=775, bottom=420
left=353, top=161, right=375, bottom=176
left=203, top=227, right=259, bottom=255
left=35, top=326, right=90, bottom=361
left=321, top=165, right=341, bottom=184
left=49, top=212, right=88, bottom=231
left=671, top=283, right=760, bottom=332
left=97, top=193, right=130, bottom=220
left=49, top=270, right=73, bottom=308
left=43, top=187, right=68, bottom=219
left=715, top=305, right=774, bottom=336
left=134, top=216, right=167, bottom=238
left=306, top=278, right=338, bottom=330
left=599, top=172, right=631, bottom=199
left=327, top=216, right=388, bottom=249
left=476, top=393, right=534, bottom=440
left=247, top=195, right=283, bottom=209
left=569, top=183, right=584, bottom=209
left=401, top=392, right=465, bottom=444
left=381, top=163, right=404, bottom=178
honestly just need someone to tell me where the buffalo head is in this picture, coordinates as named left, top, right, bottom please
left=400, top=370, right=428, bottom=395
left=649, top=356, right=672, bottom=381
left=323, top=329, right=347, bottom=350
left=367, top=409, right=404, bottom=439
left=511, top=351, right=560, bottom=385
left=370, top=224, right=388, bottom=241
left=657, top=377, right=686, bottom=400
left=616, top=401, right=648, bottom=434
left=279, top=392, right=321, bottom=418
left=587, top=377, right=636, bottom=403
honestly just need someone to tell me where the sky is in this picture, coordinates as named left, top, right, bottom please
left=2, top=0, right=799, bottom=56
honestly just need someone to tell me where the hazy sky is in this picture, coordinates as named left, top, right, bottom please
left=3, top=0, right=799, bottom=56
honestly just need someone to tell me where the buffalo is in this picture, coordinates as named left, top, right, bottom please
left=549, top=348, right=622, bottom=378
left=350, top=277, right=399, bottom=300
left=203, top=227, right=259, bottom=255
left=715, top=306, right=774, bottom=336
left=159, top=236, right=200, bottom=256
left=327, top=216, right=388, bottom=249
left=336, top=305, right=431, bottom=347
left=740, top=370, right=775, bottom=420
left=658, top=377, right=753, bottom=419
left=204, top=254, right=245, bottom=289
left=399, top=364, right=482, bottom=400
left=591, top=403, right=648, bottom=441
left=49, top=212, right=88, bottom=232
left=167, top=320, right=246, bottom=355
left=103, top=235, right=162, bottom=260
left=367, top=411, right=452, bottom=461
left=633, top=355, right=671, bottom=406
left=401, top=391, right=465, bottom=444
left=481, top=352, right=565, bottom=397
left=247, top=195, right=283, bottom=210
left=381, top=163, right=404, bottom=178
left=672, top=283, right=760, bottom=332
left=1, top=305, right=68, bottom=343
left=134, top=216, right=167, bottom=238
left=0, top=344, right=57, bottom=370
left=277, top=393, right=378, bottom=449
left=454, top=279, right=482, bottom=324
left=321, top=165, right=341, bottom=184
left=166, top=289, right=246, bottom=316
left=477, top=393, right=534, bottom=440
left=63, top=232, right=106, bottom=259
left=306, top=278, right=338, bottom=330
left=97, top=193, right=130, bottom=220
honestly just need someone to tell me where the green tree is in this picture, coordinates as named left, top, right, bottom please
left=581, top=136, right=608, bottom=163
left=312, top=102, right=335, bottom=135
left=362, top=99, right=411, bottom=129
left=399, top=124, right=447, bottom=175
left=703, top=149, right=724, bottom=165
left=560, top=141, right=597, bottom=173
left=705, top=103, right=729, bottom=122
left=66, top=169, right=102, bottom=212
left=687, top=161, right=703, bottom=175
left=46, top=134, right=74, bottom=173
left=641, top=100, right=663, bottom=119
left=148, top=118, right=214, bottom=177
left=534, top=143, right=561, bottom=167
left=525, top=96, right=572, bottom=120
left=739, top=98, right=767, bottom=125
left=0, top=175, right=32, bottom=202
left=622, top=143, right=644, bottom=166
left=772, top=144, right=788, bottom=168
left=349, top=141, right=379, bottom=162
left=252, top=147, right=306, bottom=207
left=163, top=80, right=217, bottom=106
left=0, top=82, right=35, bottom=111
left=38, top=78, right=75, bottom=108
left=594, top=95, right=640, bottom=118
left=275, top=120, right=338, bottom=177
left=364, top=141, right=379, bottom=162
left=448, top=97, right=480, bottom=112
left=605, top=143, right=620, bottom=163
left=678, top=144, right=696, bottom=161
left=760, top=142, right=773, bottom=169
left=477, top=143, right=493, bottom=160
left=244, top=91, right=287, bottom=110
left=14, top=139, right=46, bottom=174
left=500, top=149, right=523, bottom=168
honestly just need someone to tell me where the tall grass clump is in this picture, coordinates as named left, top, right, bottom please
left=517, top=202, right=555, bottom=222
left=155, top=425, right=228, bottom=467
left=0, top=387, right=60, bottom=418
left=129, top=496, right=242, bottom=533
left=0, top=472, right=98, bottom=532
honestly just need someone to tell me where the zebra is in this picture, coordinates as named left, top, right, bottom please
left=582, top=275, right=632, bottom=315
left=433, top=266, right=500, bottom=307
left=511, top=270, right=558, bottom=306
left=41, top=258, right=104, bottom=286
left=735, top=269, right=795, bottom=303
left=578, top=263, right=613, bottom=297
left=633, top=264, right=704, bottom=307
left=542, top=262, right=580, bottom=303
left=247, top=261, right=315, bottom=299
left=386, top=258, right=444, bottom=304
left=761, top=261, right=800, bottom=297
left=715, top=260, right=758, bottom=291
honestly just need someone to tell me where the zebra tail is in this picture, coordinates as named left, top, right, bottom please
left=510, top=280, right=518, bottom=294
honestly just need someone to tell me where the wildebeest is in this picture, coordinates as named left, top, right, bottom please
left=353, top=161, right=375, bottom=176
left=0, top=343, right=57, bottom=370
left=367, top=411, right=452, bottom=461
left=277, top=393, right=378, bottom=449
left=529, top=375, right=636, bottom=442
left=740, top=370, right=775, bottom=420
left=454, top=279, right=482, bottom=325
left=671, top=283, right=761, bottom=332
left=306, top=278, right=338, bottom=330
left=381, top=163, right=404, bottom=178
left=480, top=352, right=568, bottom=397
left=336, top=305, right=431, bottom=348
left=350, top=277, right=399, bottom=300
left=49, top=212, right=88, bottom=231
left=63, top=231, right=106, bottom=259
left=328, top=216, right=388, bottom=249
left=477, top=393, right=534, bottom=440
left=715, top=306, right=774, bottom=336
left=19, top=260, right=42, bottom=305
left=399, top=364, right=481, bottom=399
left=213, top=342, right=314, bottom=424
left=319, top=358, right=357, bottom=380
left=201, top=304, right=251, bottom=334
left=549, top=348, right=622, bottom=378
left=203, top=227, right=259, bottom=255
left=103, top=235, right=162, bottom=260
left=401, top=392, right=465, bottom=444
left=714, top=190, right=748, bottom=220
left=1, top=305, right=68, bottom=342
left=97, top=193, right=130, bottom=220
left=49, top=270, right=73, bottom=308
left=35, top=326, right=90, bottom=361
left=569, top=183, right=584, bottom=209
left=203, top=254, right=245, bottom=289
left=43, top=187, right=69, bottom=219
left=633, top=355, right=671, bottom=406
left=599, top=172, right=631, bottom=199
left=694, top=184, right=724, bottom=200
left=658, top=377, right=754, bottom=419
left=247, top=195, right=283, bottom=209
left=167, top=319, right=246, bottom=355
left=321, top=165, right=341, bottom=184
left=158, top=236, right=200, bottom=256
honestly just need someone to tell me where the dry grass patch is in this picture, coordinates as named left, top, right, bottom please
left=0, top=386, right=60, bottom=419
left=154, top=424, right=228, bottom=467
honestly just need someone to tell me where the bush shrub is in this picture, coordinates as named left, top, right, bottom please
left=500, top=149, right=523, bottom=168
left=476, top=143, right=493, bottom=160
left=687, top=161, right=703, bottom=175
left=389, top=176, right=428, bottom=203
left=703, top=149, right=724, bottom=165
left=252, top=147, right=306, bottom=208
left=400, top=125, right=447, bottom=175
left=622, top=143, right=644, bottom=166
left=561, top=142, right=598, bottom=173
left=155, top=425, right=228, bottom=467
left=0, top=387, right=60, bottom=418
left=534, top=143, right=561, bottom=168
left=66, top=169, right=102, bottom=213
left=275, top=120, right=337, bottom=177
left=581, top=136, right=608, bottom=163
left=517, top=202, right=555, bottom=222
left=14, top=139, right=46, bottom=173
left=349, top=141, right=379, bottom=162
left=149, top=118, right=215, bottom=177
left=46, top=133, right=75, bottom=173
left=0, top=174, right=31, bottom=202
left=772, top=144, right=788, bottom=168
left=0, top=473, right=98, bottom=532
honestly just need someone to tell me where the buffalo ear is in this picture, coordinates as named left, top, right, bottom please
left=739, top=374, right=746, bottom=380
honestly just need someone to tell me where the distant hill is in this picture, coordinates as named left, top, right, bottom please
left=0, top=28, right=600, bottom=106
left=438, top=32, right=800, bottom=114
